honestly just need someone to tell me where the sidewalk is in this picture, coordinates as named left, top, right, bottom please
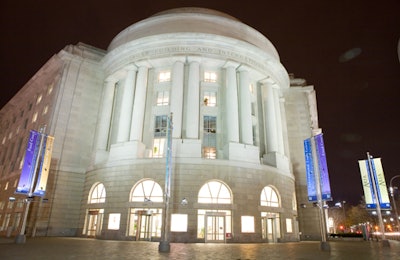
left=1, top=237, right=399, bottom=259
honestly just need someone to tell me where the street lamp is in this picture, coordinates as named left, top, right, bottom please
left=389, top=175, right=400, bottom=231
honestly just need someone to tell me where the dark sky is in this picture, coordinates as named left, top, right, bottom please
left=1, top=1, right=400, bottom=205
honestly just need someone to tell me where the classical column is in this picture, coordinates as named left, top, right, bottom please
left=273, top=89, right=285, bottom=155
left=96, top=78, right=116, bottom=151
left=130, top=65, right=149, bottom=141
left=170, top=59, right=185, bottom=138
left=116, top=67, right=136, bottom=143
left=185, top=59, right=200, bottom=139
left=225, top=63, right=239, bottom=143
left=238, top=68, right=253, bottom=145
left=262, top=82, right=278, bottom=153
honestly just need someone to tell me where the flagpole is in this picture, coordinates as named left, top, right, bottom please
left=366, top=152, right=387, bottom=243
left=15, top=126, right=46, bottom=244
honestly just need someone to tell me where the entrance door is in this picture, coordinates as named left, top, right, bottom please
left=136, top=210, right=153, bottom=241
left=205, top=212, right=225, bottom=243
left=262, top=216, right=277, bottom=243
left=87, top=209, right=103, bottom=238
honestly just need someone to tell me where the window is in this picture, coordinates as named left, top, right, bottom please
left=203, top=91, right=217, bottom=107
left=241, top=216, right=255, bottom=233
left=36, top=94, right=42, bottom=104
left=156, top=91, right=169, bottom=106
left=43, top=105, right=48, bottom=115
left=260, top=186, right=280, bottom=207
left=153, top=115, right=168, bottom=158
left=32, top=112, right=38, bottom=123
left=204, top=71, right=217, bottom=83
left=131, top=179, right=163, bottom=203
left=198, top=180, right=231, bottom=204
left=286, top=218, right=293, bottom=233
left=203, top=116, right=216, bottom=159
left=158, top=71, right=171, bottom=82
left=89, top=183, right=106, bottom=204
left=171, top=214, right=188, bottom=232
left=108, top=213, right=121, bottom=230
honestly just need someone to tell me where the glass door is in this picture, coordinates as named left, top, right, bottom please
left=205, top=213, right=225, bottom=243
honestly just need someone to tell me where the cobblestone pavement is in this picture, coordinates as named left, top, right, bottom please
left=0, top=237, right=399, bottom=260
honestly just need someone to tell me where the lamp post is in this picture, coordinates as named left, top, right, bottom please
left=389, top=175, right=400, bottom=231
left=342, top=201, right=346, bottom=231
left=159, top=113, right=173, bottom=253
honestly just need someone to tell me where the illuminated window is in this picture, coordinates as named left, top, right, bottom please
left=198, top=180, right=231, bottom=204
left=2, top=137, right=5, bottom=144
left=260, top=186, right=280, bottom=207
left=43, top=105, right=48, bottom=115
left=171, top=214, right=188, bottom=232
left=108, top=213, right=121, bottom=230
left=241, top=216, right=255, bottom=233
left=4, top=182, right=8, bottom=190
left=204, top=71, right=217, bottom=83
left=203, top=116, right=216, bottom=159
left=158, top=71, right=171, bottom=82
left=89, top=183, right=106, bottom=204
left=153, top=115, right=168, bottom=158
left=131, top=179, right=163, bottom=202
left=156, top=91, right=169, bottom=106
left=286, top=218, right=293, bottom=233
left=48, top=84, right=53, bottom=95
left=203, top=91, right=217, bottom=107
left=32, top=112, right=38, bottom=123
left=36, top=94, right=42, bottom=104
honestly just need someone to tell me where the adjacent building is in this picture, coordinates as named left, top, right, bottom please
left=0, top=7, right=323, bottom=243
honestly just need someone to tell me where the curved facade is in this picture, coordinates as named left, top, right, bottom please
left=0, top=8, right=321, bottom=243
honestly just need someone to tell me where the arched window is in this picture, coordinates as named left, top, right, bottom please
left=260, top=186, right=280, bottom=207
left=131, top=179, right=163, bottom=202
left=89, top=183, right=106, bottom=204
left=198, top=180, right=232, bottom=204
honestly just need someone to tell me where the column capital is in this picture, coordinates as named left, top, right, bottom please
left=135, top=60, right=152, bottom=68
left=223, top=60, right=240, bottom=69
left=187, top=56, right=202, bottom=64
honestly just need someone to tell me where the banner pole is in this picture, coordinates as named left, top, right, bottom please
left=15, top=126, right=46, bottom=244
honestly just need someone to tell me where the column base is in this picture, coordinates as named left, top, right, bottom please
left=109, top=141, right=145, bottom=161
left=262, top=152, right=290, bottom=172
left=15, top=234, right=26, bottom=244
left=224, top=143, right=260, bottom=164
left=158, top=241, right=170, bottom=252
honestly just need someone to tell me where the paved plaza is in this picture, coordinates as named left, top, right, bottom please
left=0, top=237, right=399, bottom=260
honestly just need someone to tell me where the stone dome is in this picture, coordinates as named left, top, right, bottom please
left=107, top=7, right=280, bottom=61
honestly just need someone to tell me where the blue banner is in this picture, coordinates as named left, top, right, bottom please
left=304, top=138, right=317, bottom=201
left=314, top=134, right=332, bottom=201
left=16, top=130, right=41, bottom=195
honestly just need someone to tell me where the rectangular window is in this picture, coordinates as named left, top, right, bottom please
left=286, top=218, right=293, bottom=233
left=153, top=115, right=168, bottom=157
left=204, top=71, right=217, bottom=83
left=241, top=216, right=255, bottom=233
left=158, top=71, right=171, bottom=82
left=171, top=214, right=188, bottom=232
left=156, top=91, right=169, bottom=106
left=203, top=91, right=217, bottom=107
left=203, top=116, right=216, bottom=159
left=108, top=213, right=121, bottom=230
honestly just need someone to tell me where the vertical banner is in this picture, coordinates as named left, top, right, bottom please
left=16, top=130, right=41, bottom=195
left=314, top=134, right=332, bottom=200
left=358, top=160, right=374, bottom=208
left=304, top=138, right=317, bottom=201
left=358, top=158, right=391, bottom=209
left=33, top=135, right=54, bottom=197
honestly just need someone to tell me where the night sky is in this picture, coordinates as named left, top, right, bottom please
left=1, top=1, right=400, bottom=205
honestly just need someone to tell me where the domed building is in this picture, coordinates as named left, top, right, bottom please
left=0, top=8, right=323, bottom=243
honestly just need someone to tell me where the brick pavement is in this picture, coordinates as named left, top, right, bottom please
left=0, top=237, right=399, bottom=259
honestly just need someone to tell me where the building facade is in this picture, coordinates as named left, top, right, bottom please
left=0, top=8, right=323, bottom=243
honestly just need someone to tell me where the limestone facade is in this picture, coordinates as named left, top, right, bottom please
left=0, top=8, right=322, bottom=242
